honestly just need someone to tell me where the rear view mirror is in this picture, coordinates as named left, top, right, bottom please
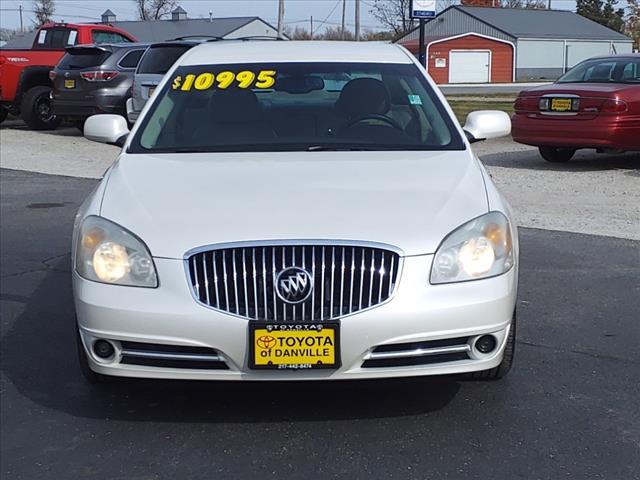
left=275, top=75, right=324, bottom=94
left=84, top=114, right=130, bottom=147
left=463, top=110, right=511, bottom=143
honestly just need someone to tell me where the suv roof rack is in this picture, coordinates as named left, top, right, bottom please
left=206, top=35, right=286, bottom=42
left=170, top=35, right=224, bottom=41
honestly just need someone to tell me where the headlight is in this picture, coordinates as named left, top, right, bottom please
left=430, top=212, right=513, bottom=284
left=75, top=216, right=158, bottom=287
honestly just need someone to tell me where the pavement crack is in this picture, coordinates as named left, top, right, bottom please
left=1, top=252, right=70, bottom=279
left=518, top=340, right=639, bottom=365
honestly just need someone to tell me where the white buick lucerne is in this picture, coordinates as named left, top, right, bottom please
left=75, top=41, right=518, bottom=383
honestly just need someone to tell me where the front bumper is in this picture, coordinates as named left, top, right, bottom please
left=74, top=255, right=518, bottom=381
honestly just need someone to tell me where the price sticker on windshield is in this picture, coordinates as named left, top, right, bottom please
left=171, top=70, right=276, bottom=92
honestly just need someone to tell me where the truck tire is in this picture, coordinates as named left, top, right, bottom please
left=20, top=86, right=62, bottom=130
left=539, top=146, right=575, bottom=163
left=0, top=107, right=7, bottom=124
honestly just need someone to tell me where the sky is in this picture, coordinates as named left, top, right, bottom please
left=0, top=0, right=387, bottom=32
left=0, top=0, right=594, bottom=33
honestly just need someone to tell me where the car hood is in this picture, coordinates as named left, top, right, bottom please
left=522, top=82, right=637, bottom=96
left=100, top=150, right=488, bottom=258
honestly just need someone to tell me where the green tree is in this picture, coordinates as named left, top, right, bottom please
left=576, top=0, right=625, bottom=33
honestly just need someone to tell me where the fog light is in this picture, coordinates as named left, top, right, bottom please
left=475, top=335, right=497, bottom=354
left=93, top=339, right=115, bottom=359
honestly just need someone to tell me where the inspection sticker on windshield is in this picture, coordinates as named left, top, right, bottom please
left=249, top=322, right=340, bottom=370
left=408, top=94, right=423, bottom=105
left=171, top=70, right=276, bottom=92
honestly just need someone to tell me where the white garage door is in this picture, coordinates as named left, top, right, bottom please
left=449, top=51, right=490, bottom=83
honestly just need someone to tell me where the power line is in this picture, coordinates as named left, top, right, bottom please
left=315, top=0, right=342, bottom=30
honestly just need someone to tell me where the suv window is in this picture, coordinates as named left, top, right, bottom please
left=92, top=30, right=132, bottom=44
left=137, top=45, right=192, bottom=74
left=58, top=48, right=111, bottom=70
left=119, top=49, right=146, bottom=69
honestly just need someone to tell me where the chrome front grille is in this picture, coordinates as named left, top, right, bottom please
left=187, top=244, right=401, bottom=321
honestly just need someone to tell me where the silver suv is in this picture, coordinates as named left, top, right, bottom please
left=126, top=37, right=211, bottom=124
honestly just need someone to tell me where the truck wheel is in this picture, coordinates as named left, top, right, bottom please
left=20, top=86, right=62, bottom=131
left=0, top=107, right=7, bottom=124
left=463, top=312, right=516, bottom=381
left=539, top=146, right=575, bottom=163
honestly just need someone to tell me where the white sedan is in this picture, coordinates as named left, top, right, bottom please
left=74, top=41, right=518, bottom=383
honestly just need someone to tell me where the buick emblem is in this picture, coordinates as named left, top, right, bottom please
left=275, top=267, right=313, bottom=304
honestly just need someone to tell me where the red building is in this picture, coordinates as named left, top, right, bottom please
left=402, top=32, right=514, bottom=84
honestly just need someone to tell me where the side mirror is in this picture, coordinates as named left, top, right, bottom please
left=84, top=114, right=130, bottom=147
left=463, top=110, right=511, bottom=143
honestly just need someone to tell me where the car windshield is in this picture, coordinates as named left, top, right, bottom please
left=129, top=62, right=464, bottom=153
left=557, top=57, right=640, bottom=84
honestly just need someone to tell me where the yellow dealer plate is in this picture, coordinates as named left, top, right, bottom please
left=551, top=98, right=573, bottom=112
left=249, top=323, right=340, bottom=370
left=64, top=79, right=75, bottom=89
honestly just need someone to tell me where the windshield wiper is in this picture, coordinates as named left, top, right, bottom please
left=306, top=145, right=374, bottom=151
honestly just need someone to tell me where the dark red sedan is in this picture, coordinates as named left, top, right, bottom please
left=512, top=54, right=640, bottom=162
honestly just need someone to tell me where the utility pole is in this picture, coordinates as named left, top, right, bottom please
left=341, top=0, right=346, bottom=40
left=19, top=4, right=24, bottom=32
left=547, top=0, right=552, bottom=9
left=355, top=0, right=360, bottom=41
left=418, top=19, right=426, bottom=68
left=277, top=0, right=285, bottom=37
left=310, top=16, right=313, bottom=39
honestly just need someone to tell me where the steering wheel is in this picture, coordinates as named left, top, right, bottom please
left=342, top=114, right=403, bottom=132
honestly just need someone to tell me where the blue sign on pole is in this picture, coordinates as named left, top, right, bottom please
left=411, top=0, right=436, bottom=18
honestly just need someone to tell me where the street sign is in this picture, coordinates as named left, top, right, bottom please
left=411, top=0, right=437, bottom=18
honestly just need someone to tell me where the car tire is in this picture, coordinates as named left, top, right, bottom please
left=74, top=118, right=87, bottom=133
left=0, top=107, right=7, bottom=124
left=20, top=86, right=62, bottom=131
left=76, top=328, right=111, bottom=384
left=539, top=146, right=576, bottom=163
left=464, top=312, right=516, bottom=381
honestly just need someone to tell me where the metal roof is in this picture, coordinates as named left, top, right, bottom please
left=108, top=17, right=268, bottom=42
left=0, top=16, right=276, bottom=49
left=456, top=6, right=632, bottom=41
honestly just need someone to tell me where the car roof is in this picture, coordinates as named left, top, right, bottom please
left=178, top=41, right=412, bottom=66
left=148, top=40, right=202, bottom=49
left=584, top=53, right=640, bottom=60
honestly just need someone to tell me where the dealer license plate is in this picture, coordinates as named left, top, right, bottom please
left=550, top=98, right=573, bottom=112
left=249, top=322, right=340, bottom=370
left=64, top=79, right=75, bottom=89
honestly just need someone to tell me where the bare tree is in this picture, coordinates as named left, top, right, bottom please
left=133, top=0, right=179, bottom=21
left=625, top=0, right=639, bottom=50
left=33, top=0, right=55, bottom=26
left=500, top=0, right=546, bottom=7
left=369, top=0, right=416, bottom=37
left=284, top=25, right=313, bottom=40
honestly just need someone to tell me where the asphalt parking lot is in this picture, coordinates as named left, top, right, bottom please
left=1, top=122, right=639, bottom=479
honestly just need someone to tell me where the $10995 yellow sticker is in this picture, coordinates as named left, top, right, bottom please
left=171, top=70, right=276, bottom=92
